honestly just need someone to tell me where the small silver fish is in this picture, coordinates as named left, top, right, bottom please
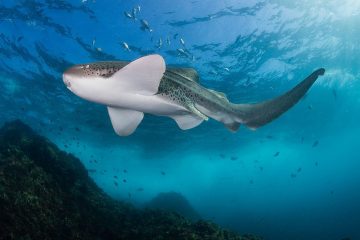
left=140, top=19, right=153, bottom=32
left=124, top=11, right=133, bottom=19
left=210, top=70, right=218, bottom=75
left=157, top=38, right=162, bottom=49
left=132, top=7, right=137, bottom=19
left=180, top=38, right=185, bottom=46
left=122, top=42, right=131, bottom=51
left=177, top=48, right=189, bottom=57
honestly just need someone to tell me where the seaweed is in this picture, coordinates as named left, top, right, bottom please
left=0, top=120, right=261, bottom=240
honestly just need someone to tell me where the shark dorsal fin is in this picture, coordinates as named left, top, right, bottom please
left=167, top=67, right=199, bottom=83
left=208, top=89, right=229, bottom=102
left=110, top=54, right=165, bottom=95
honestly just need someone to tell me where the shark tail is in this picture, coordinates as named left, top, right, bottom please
left=232, top=68, right=325, bottom=130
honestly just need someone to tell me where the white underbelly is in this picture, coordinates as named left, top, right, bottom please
left=104, top=94, right=188, bottom=117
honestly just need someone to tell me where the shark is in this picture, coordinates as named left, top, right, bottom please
left=63, top=54, right=325, bottom=136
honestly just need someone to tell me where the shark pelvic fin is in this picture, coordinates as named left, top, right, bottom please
left=107, top=107, right=144, bottom=136
left=171, top=113, right=204, bottom=130
left=110, top=54, right=165, bottom=95
left=188, top=103, right=209, bottom=121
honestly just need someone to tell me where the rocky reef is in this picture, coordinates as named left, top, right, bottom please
left=0, top=120, right=262, bottom=240
left=145, top=191, right=201, bottom=222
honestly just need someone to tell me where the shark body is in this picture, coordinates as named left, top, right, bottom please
left=63, top=55, right=325, bottom=136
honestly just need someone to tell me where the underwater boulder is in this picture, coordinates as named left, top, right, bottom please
left=0, top=120, right=262, bottom=240
left=145, top=191, right=201, bottom=221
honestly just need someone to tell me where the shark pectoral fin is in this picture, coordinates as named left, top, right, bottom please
left=171, top=114, right=204, bottom=130
left=107, top=107, right=144, bottom=136
left=110, top=54, right=165, bottom=95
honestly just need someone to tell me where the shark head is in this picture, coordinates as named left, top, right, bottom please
left=63, top=64, right=96, bottom=99
left=63, top=64, right=83, bottom=90
left=63, top=54, right=165, bottom=105
left=62, top=55, right=166, bottom=136
left=63, top=62, right=130, bottom=98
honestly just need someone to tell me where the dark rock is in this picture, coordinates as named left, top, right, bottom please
left=0, top=120, right=262, bottom=240
left=145, top=191, right=201, bottom=221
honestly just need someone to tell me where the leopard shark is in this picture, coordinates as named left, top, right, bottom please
left=63, top=54, right=325, bottom=136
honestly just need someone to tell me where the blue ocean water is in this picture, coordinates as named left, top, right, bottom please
left=1, top=0, right=360, bottom=239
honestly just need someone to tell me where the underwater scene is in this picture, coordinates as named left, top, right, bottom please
left=1, top=0, right=360, bottom=240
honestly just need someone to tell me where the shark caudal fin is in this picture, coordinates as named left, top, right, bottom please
left=234, top=68, right=325, bottom=129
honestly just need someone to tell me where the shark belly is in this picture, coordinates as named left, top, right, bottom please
left=101, top=93, right=189, bottom=117
left=101, top=93, right=191, bottom=136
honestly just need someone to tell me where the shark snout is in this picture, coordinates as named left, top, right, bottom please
left=63, top=73, right=71, bottom=88
left=63, top=66, right=82, bottom=89
left=63, top=72, right=71, bottom=88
